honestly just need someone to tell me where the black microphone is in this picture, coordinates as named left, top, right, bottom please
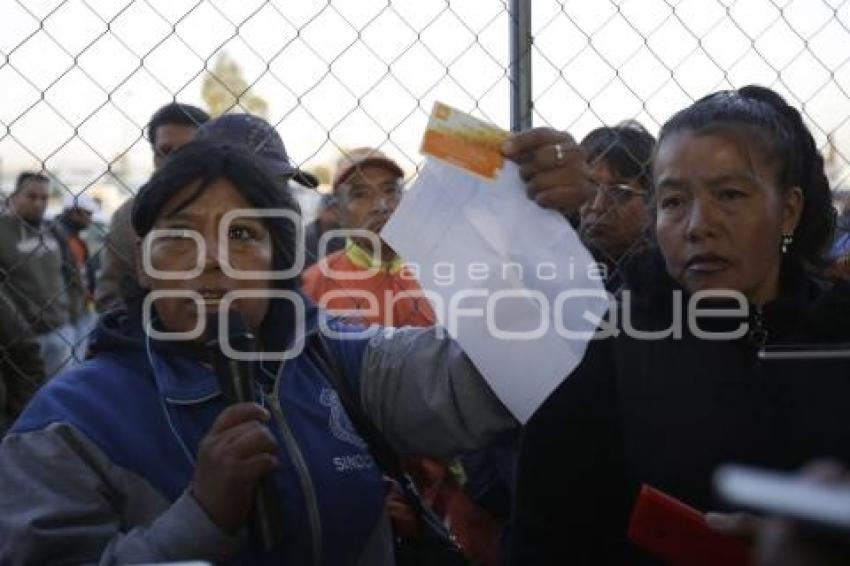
left=205, top=311, right=281, bottom=552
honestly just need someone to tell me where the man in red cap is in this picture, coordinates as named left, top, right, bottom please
left=301, top=147, right=435, bottom=327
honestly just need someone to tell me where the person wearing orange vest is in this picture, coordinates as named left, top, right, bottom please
left=302, top=148, right=435, bottom=327
left=301, top=148, right=501, bottom=566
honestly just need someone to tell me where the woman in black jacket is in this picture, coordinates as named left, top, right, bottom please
left=511, top=85, right=850, bottom=564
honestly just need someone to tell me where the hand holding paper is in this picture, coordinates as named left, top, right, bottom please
left=381, top=103, right=608, bottom=422
left=502, top=127, right=596, bottom=215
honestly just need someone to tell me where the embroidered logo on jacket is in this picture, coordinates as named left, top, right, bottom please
left=319, top=387, right=368, bottom=451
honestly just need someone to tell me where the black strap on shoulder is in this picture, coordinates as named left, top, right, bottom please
left=308, top=333, right=468, bottom=558
left=307, top=333, right=449, bottom=525
left=307, top=333, right=408, bottom=481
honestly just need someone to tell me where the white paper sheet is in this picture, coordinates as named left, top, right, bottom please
left=381, top=158, right=609, bottom=423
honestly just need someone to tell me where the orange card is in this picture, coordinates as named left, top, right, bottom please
left=420, top=102, right=510, bottom=180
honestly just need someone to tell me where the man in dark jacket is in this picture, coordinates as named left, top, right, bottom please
left=52, top=194, right=99, bottom=362
left=0, top=172, right=76, bottom=377
left=95, top=102, right=210, bottom=313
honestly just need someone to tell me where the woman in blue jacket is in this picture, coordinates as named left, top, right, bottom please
left=0, top=141, right=517, bottom=565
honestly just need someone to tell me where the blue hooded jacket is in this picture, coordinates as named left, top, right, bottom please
left=12, top=303, right=386, bottom=565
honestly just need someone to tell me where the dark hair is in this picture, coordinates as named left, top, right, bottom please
left=146, top=103, right=210, bottom=146
left=131, top=140, right=304, bottom=348
left=133, top=140, right=300, bottom=281
left=13, top=172, right=49, bottom=195
left=581, top=120, right=656, bottom=191
left=657, top=85, right=835, bottom=269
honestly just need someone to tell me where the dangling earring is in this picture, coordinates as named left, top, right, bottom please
left=781, top=233, right=794, bottom=254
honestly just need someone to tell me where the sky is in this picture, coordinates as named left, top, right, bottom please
left=1, top=0, right=848, bottom=206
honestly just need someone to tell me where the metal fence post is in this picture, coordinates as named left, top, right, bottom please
left=509, top=0, right=533, bottom=132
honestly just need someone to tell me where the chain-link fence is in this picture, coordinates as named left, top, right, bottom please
left=1, top=0, right=849, bottom=407
left=528, top=0, right=850, bottom=286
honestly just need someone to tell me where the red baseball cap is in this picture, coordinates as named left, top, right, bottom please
left=333, top=147, right=403, bottom=192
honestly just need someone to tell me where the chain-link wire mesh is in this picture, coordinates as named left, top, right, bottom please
left=1, top=0, right=849, bottom=405
left=531, top=0, right=850, bottom=286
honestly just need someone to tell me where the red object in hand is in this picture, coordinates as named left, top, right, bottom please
left=627, top=485, right=753, bottom=566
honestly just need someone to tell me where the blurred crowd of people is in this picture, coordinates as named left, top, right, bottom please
left=0, top=87, right=849, bottom=566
